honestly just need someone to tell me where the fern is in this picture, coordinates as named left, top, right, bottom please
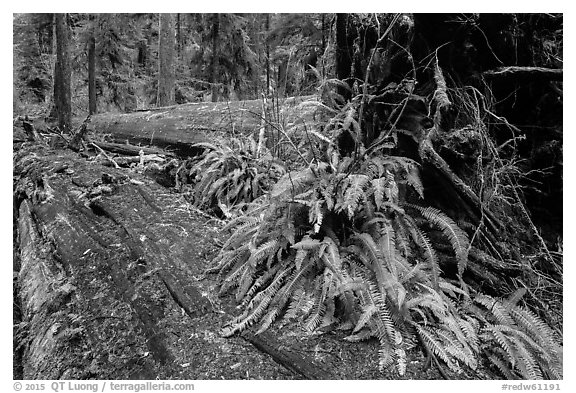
left=206, top=130, right=561, bottom=379
left=186, top=135, right=285, bottom=213
left=472, top=294, right=563, bottom=379
left=412, top=205, right=470, bottom=278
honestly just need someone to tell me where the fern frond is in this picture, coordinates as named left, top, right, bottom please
left=435, top=326, right=476, bottom=369
left=222, top=221, right=261, bottom=250
left=247, top=239, right=281, bottom=268
left=485, top=324, right=517, bottom=368
left=366, top=279, right=397, bottom=344
left=240, top=263, right=284, bottom=308
left=414, top=324, right=460, bottom=372
left=371, top=178, right=387, bottom=210
left=245, top=265, right=294, bottom=311
left=309, top=199, right=325, bottom=233
left=457, top=317, right=480, bottom=353
left=412, top=225, right=441, bottom=290
left=377, top=339, right=395, bottom=372
left=488, top=353, right=519, bottom=379
left=405, top=162, right=424, bottom=199
left=414, top=205, right=470, bottom=277
left=379, top=222, right=399, bottom=279
left=353, top=304, right=378, bottom=333
left=256, top=307, right=281, bottom=335
left=509, top=305, right=561, bottom=357
left=219, top=261, right=249, bottom=296
left=341, top=174, right=370, bottom=218
left=270, top=261, right=315, bottom=316
left=236, top=263, right=256, bottom=302
left=304, top=274, right=330, bottom=332
left=210, top=245, right=250, bottom=277
left=475, top=294, right=515, bottom=326
left=284, top=288, right=311, bottom=320
left=514, top=339, right=544, bottom=380
left=394, top=347, right=407, bottom=375
left=271, top=167, right=316, bottom=201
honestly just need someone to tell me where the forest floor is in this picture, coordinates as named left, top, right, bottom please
left=13, top=136, right=501, bottom=380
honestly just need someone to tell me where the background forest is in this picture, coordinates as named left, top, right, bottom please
left=13, top=13, right=563, bottom=380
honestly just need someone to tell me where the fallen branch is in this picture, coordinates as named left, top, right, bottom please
left=483, top=66, right=562, bottom=82
left=92, top=140, right=172, bottom=157
left=90, top=142, right=120, bottom=168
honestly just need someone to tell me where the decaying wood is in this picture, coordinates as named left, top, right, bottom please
left=92, top=140, right=172, bottom=157
left=14, top=147, right=175, bottom=378
left=68, top=115, right=91, bottom=151
left=87, top=95, right=320, bottom=156
left=96, top=153, right=165, bottom=168
left=14, top=144, right=334, bottom=379
left=241, top=332, right=334, bottom=380
left=89, top=180, right=334, bottom=379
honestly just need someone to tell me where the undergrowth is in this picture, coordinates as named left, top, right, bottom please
left=202, top=72, right=562, bottom=379
left=181, top=135, right=286, bottom=215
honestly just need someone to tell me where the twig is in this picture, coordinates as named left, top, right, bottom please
left=91, top=142, right=120, bottom=169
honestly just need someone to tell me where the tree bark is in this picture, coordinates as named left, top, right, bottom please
left=53, top=13, right=72, bottom=132
left=157, top=13, right=175, bottom=107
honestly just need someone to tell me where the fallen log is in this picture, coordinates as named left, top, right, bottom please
left=89, top=179, right=335, bottom=379
left=88, top=95, right=321, bottom=156
left=13, top=144, right=336, bottom=379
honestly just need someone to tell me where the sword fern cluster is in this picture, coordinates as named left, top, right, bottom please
left=207, top=148, right=561, bottom=378
left=187, top=135, right=286, bottom=212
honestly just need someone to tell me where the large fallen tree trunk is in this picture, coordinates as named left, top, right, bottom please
left=13, top=143, right=335, bottom=379
left=87, top=95, right=320, bottom=156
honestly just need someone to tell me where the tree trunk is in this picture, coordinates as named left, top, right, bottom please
left=335, top=13, right=352, bottom=100
left=53, top=13, right=71, bottom=132
left=210, top=13, right=220, bottom=102
left=13, top=143, right=336, bottom=380
left=88, top=31, right=97, bottom=115
left=87, top=95, right=319, bottom=156
left=265, top=14, right=270, bottom=94
left=157, top=13, right=175, bottom=107
left=176, top=13, right=181, bottom=59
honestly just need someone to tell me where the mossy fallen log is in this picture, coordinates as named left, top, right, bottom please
left=13, top=143, right=334, bottom=380
left=88, top=96, right=319, bottom=156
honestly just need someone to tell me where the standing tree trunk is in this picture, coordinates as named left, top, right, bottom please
left=53, top=13, right=71, bottom=132
left=265, top=14, right=270, bottom=95
left=335, top=13, right=352, bottom=101
left=210, top=13, right=220, bottom=103
left=157, top=13, right=175, bottom=107
left=176, top=13, right=181, bottom=59
left=88, top=26, right=97, bottom=115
